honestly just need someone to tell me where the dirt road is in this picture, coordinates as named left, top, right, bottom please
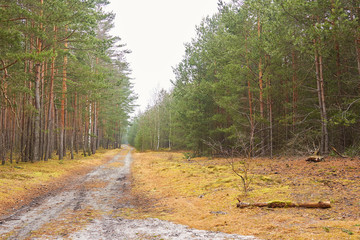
left=0, top=147, right=256, bottom=240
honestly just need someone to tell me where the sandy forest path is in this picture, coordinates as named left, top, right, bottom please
left=0, top=147, right=256, bottom=240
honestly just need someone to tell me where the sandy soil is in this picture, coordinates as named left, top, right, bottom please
left=0, top=147, right=257, bottom=240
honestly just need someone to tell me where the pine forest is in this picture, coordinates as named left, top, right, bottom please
left=0, top=0, right=136, bottom=164
left=129, top=0, right=360, bottom=158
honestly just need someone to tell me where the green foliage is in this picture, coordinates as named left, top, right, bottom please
left=128, top=0, right=360, bottom=157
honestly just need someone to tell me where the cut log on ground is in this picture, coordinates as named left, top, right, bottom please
left=237, top=200, right=331, bottom=209
left=305, top=155, right=325, bottom=162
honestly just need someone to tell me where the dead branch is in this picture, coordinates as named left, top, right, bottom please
left=331, top=146, right=347, bottom=158
left=0, top=60, right=18, bottom=71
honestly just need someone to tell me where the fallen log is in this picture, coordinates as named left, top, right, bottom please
left=237, top=200, right=331, bottom=209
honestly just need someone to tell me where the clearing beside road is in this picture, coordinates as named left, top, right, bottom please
left=127, top=151, right=360, bottom=239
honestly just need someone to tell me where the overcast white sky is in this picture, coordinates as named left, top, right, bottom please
left=105, top=0, right=225, bottom=113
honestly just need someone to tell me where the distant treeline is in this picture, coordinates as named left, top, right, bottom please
left=128, top=0, right=360, bottom=157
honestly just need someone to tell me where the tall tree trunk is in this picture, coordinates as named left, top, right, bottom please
left=88, top=101, right=92, bottom=156
left=24, top=21, right=34, bottom=162
left=83, top=104, right=88, bottom=156
left=245, top=35, right=254, bottom=157
left=33, top=0, right=44, bottom=162
left=91, top=102, right=97, bottom=154
left=70, top=100, right=74, bottom=159
left=63, top=97, right=67, bottom=157
left=291, top=50, right=298, bottom=132
left=40, top=61, right=46, bottom=160
left=20, top=81, right=26, bottom=163
left=33, top=62, right=42, bottom=162
left=59, top=25, right=68, bottom=160
left=0, top=63, right=13, bottom=164
left=74, top=92, right=78, bottom=154
left=0, top=72, right=7, bottom=165
left=0, top=108, right=5, bottom=165
left=20, top=21, right=28, bottom=163
left=283, top=58, right=289, bottom=141
left=45, top=26, right=56, bottom=161
left=10, top=95, right=16, bottom=164
left=266, top=55, right=273, bottom=158
left=257, top=17, right=265, bottom=156
left=355, top=2, right=360, bottom=77
left=33, top=61, right=41, bottom=162
left=96, top=103, right=100, bottom=150
left=54, top=104, right=58, bottom=157
left=314, top=39, right=329, bottom=155
left=319, top=54, right=329, bottom=155
left=356, top=37, right=360, bottom=77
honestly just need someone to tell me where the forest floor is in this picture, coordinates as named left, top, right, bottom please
left=126, top=151, right=360, bottom=240
left=0, top=147, right=256, bottom=240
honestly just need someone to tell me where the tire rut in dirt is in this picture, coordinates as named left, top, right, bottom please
left=0, top=153, right=125, bottom=239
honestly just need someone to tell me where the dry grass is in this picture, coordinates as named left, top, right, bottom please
left=129, top=151, right=360, bottom=240
left=0, top=148, right=123, bottom=216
